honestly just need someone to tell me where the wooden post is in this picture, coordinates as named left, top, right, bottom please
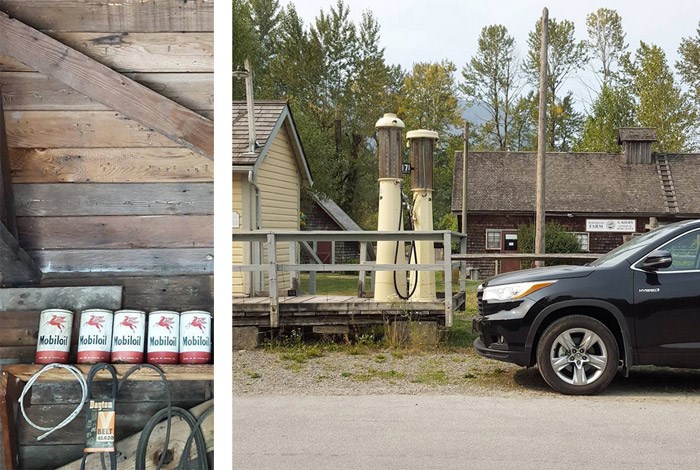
left=358, top=242, right=367, bottom=297
left=460, top=122, right=469, bottom=294
left=267, top=233, right=279, bottom=328
left=290, top=241, right=298, bottom=294
left=0, top=372, right=23, bottom=470
left=461, top=122, right=469, bottom=236
left=535, top=8, right=549, bottom=268
left=443, top=232, right=453, bottom=327
left=309, top=241, right=317, bottom=294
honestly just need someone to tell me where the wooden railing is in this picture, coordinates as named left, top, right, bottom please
left=233, top=230, right=468, bottom=327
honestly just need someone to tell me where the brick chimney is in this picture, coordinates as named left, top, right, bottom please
left=617, top=128, right=657, bottom=164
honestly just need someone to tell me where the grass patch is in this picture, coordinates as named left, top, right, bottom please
left=280, top=346, right=324, bottom=364
left=247, top=372, right=262, bottom=379
left=351, top=368, right=406, bottom=382
left=412, top=369, right=449, bottom=385
left=374, top=354, right=387, bottom=363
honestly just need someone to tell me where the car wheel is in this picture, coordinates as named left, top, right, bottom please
left=536, top=315, right=619, bottom=395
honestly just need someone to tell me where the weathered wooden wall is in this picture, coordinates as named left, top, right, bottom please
left=0, top=0, right=213, bottom=294
left=0, top=2, right=214, bottom=467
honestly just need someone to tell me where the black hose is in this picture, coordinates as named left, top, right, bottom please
left=393, top=194, right=419, bottom=300
left=119, top=364, right=172, bottom=470
left=177, top=405, right=214, bottom=470
left=136, top=407, right=208, bottom=470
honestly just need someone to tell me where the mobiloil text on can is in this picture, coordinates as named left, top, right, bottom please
left=77, top=309, right=114, bottom=364
left=179, top=311, right=212, bottom=364
left=110, top=310, right=146, bottom=364
left=147, top=311, right=180, bottom=364
left=36, top=309, right=73, bottom=364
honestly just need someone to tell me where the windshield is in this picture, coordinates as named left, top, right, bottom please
left=590, top=224, right=682, bottom=267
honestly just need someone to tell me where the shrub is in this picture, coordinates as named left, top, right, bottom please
left=518, top=222, right=581, bottom=266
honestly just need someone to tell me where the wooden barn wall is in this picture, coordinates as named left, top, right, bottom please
left=0, top=3, right=214, bottom=468
left=0, top=0, right=213, bottom=307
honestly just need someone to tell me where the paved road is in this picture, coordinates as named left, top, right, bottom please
left=233, top=394, right=700, bottom=469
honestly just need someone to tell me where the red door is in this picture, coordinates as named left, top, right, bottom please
left=500, top=231, right=521, bottom=273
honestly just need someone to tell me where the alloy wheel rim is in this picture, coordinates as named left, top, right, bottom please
left=549, top=327, right=608, bottom=386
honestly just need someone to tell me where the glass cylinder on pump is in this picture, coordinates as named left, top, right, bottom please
left=374, top=113, right=406, bottom=302
left=407, top=129, right=439, bottom=301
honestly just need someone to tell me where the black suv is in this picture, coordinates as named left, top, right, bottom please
left=473, top=219, right=700, bottom=395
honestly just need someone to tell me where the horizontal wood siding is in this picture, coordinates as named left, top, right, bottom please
left=10, top=148, right=213, bottom=183
left=0, top=2, right=213, bottom=300
left=233, top=172, right=246, bottom=295
left=257, top=127, right=301, bottom=293
left=17, top=215, right=213, bottom=249
left=0, top=4, right=214, bottom=467
left=5, top=111, right=181, bottom=148
left=0, top=1, right=213, bottom=32
left=13, top=183, right=213, bottom=216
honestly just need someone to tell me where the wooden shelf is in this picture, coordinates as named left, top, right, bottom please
left=0, top=363, right=213, bottom=382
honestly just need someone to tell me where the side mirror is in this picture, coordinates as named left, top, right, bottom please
left=640, top=249, right=672, bottom=271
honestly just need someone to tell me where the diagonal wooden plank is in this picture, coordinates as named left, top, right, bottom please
left=0, top=12, right=213, bottom=159
left=0, top=222, right=41, bottom=287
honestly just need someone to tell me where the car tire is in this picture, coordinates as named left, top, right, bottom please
left=536, top=315, right=619, bottom=395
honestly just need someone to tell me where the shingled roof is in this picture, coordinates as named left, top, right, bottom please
left=233, top=100, right=312, bottom=184
left=452, top=152, right=700, bottom=215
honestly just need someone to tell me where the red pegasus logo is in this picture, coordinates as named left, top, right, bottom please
left=119, top=315, right=139, bottom=332
left=156, top=316, right=175, bottom=333
left=189, top=316, right=207, bottom=333
left=46, top=315, right=68, bottom=332
left=85, top=315, right=105, bottom=332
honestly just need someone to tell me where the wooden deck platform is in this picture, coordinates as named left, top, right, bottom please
left=233, top=293, right=465, bottom=327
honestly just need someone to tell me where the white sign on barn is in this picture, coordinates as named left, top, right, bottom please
left=586, top=219, right=636, bottom=232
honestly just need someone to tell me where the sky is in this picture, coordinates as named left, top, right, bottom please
left=280, top=0, right=699, bottom=111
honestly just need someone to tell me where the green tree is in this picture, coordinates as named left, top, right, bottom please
left=575, top=84, right=635, bottom=152
left=233, top=0, right=257, bottom=100
left=248, top=0, right=281, bottom=96
left=461, top=25, right=522, bottom=150
left=585, top=8, right=627, bottom=87
left=525, top=18, right=588, bottom=150
left=678, top=22, right=700, bottom=107
left=624, top=42, right=696, bottom=152
left=398, top=60, right=463, bottom=136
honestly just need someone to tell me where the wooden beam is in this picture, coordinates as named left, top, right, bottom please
left=0, top=72, right=214, bottom=112
left=0, top=222, right=41, bottom=287
left=0, top=12, right=213, bottom=159
left=0, top=286, right=121, bottom=311
left=1, top=364, right=213, bottom=383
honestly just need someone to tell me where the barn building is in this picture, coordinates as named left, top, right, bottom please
left=452, top=128, right=700, bottom=277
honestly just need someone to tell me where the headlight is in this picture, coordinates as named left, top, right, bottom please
left=482, top=280, right=557, bottom=301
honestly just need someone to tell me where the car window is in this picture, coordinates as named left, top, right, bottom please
left=590, top=224, right=679, bottom=267
left=658, top=229, right=700, bottom=272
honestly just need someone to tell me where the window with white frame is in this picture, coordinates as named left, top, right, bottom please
left=486, top=229, right=501, bottom=250
left=573, top=232, right=589, bottom=252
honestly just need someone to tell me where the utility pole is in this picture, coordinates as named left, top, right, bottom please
left=461, top=121, right=469, bottom=236
left=535, top=8, right=548, bottom=268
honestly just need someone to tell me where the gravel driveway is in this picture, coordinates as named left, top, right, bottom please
left=233, top=348, right=700, bottom=399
